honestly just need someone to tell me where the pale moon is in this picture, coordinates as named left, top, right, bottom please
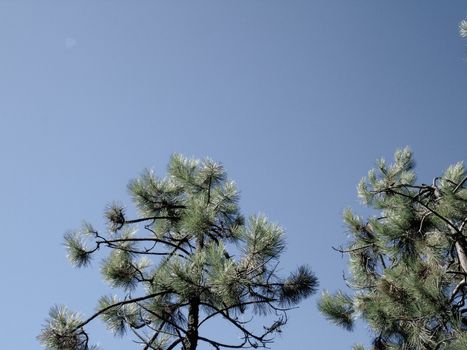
left=65, top=37, right=77, bottom=49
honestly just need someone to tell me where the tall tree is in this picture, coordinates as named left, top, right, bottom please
left=39, top=155, right=317, bottom=350
left=318, top=148, right=467, bottom=349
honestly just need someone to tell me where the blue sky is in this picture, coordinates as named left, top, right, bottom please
left=1, top=1, right=466, bottom=349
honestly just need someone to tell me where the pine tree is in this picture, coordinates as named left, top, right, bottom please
left=39, top=155, right=317, bottom=350
left=318, top=148, right=467, bottom=349
left=460, top=18, right=467, bottom=38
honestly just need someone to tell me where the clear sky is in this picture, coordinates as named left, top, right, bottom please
left=1, top=1, right=466, bottom=349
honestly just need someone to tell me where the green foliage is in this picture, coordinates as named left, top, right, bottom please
left=101, top=249, right=138, bottom=291
left=352, top=345, right=365, bottom=350
left=320, top=148, right=467, bottom=349
left=38, top=306, right=99, bottom=350
left=39, top=154, right=317, bottom=350
left=280, top=265, right=318, bottom=306
left=318, top=291, right=354, bottom=331
left=460, top=19, right=467, bottom=38
left=64, top=232, right=92, bottom=268
left=445, top=333, right=467, bottom=350
left=97, top=295, right=141, bottom=336
left=243, top=215, right=285, bottom=262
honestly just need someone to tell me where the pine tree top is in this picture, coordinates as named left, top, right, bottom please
left=39, top=154, right=318, bottom=350
left=319, top=148, right=467, bottom=350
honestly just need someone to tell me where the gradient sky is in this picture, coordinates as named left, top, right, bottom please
left=1, top=1, right=466, bottom=349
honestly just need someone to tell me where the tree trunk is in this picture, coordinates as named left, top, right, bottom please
left=184, top=297, right=200, bottom=350
left=183, top=232, right=204, bottom=349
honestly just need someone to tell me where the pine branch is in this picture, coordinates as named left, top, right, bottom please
left=198, top=299, right=279, bottom=327
left=72, top=291, right=171, bottom=333
left=99, top=237, right=191, bottom=256
left=453, top=176, right=467, bottom=194
left=332, top=244, right=375, bottom=254
left=198, top=336, right=248, bottom=349
left=380, top=187, right=461, bottom=235
left=198, top=302, right=275, bottom=344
